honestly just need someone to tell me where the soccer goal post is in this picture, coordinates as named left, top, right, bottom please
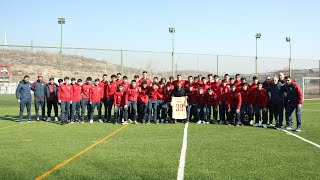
left=302, top=77, right=320, bottom=101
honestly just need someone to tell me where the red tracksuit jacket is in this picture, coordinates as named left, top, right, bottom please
left=100, top=81, right=109, bottom=99
left=173, top=80, right=186, bottom=87
left=81, top=83, right=92, bottom=99
left=187, top=90, right=197, bottom=103
left=206, top=93, right=218, bottom=107
left=107, top=81, right=117, bottom=99
left=127, top=85, right=139, bottom=102
left=163, top=90, right=172, bottom=103
left=72, top=84, right=82, bottom=102
left=89, top=85, right=103, bottom=103
left=240, top=89, right=251, bottom=104
left=227, top=90, right=242, bottom=110
left=249, top=83, right=258, bottom=92
left=251, top=88, right=268, bottom=108
left=217, top=85, right=231, bottom=103
left=157, top=85, right=165, bottom=100
left=197, top=93, right=207, bottom=105
left=138, top=78, right=152, bottom=86
left=113, top=89, right=127, bottom=106
left=148, top=87, right=158, bottom=101
left=58, top=83, right=73, bottom=101
left=138, top=87, right=149, bottom=104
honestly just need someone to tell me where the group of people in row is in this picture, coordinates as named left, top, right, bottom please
left=15, top=71, right=303, bottom=131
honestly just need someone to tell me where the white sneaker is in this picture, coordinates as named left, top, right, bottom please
left=249, top=120, right=254, bottom=126
left=36, top=117, right=40, bottom=121
left=134, top=121, right=138, bottom=124
left=253, top=123, right=260, bottom=127
left=89, top=119, right=93, bottom=123
left=46, top=117, right=51, bottom=122
left=99, top=119, right=103, bottom=123
left=202, top=121, right=206, bottom=124
left=261, top=124, right=267, bottom=128
left=197, top=120, right=202, bottom=124
left=122, top=121, right=128, bottom=125
left=128, top=119, right=133, bottom=123
left=206, top=121, right=210, bottom=124
left=54, top=117, right=59, bottom=122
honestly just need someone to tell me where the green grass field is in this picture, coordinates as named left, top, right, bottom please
left=0, top=94, right=319, bottom=180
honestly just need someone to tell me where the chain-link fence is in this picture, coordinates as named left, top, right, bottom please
left=0, top=44, right=319, bottom=94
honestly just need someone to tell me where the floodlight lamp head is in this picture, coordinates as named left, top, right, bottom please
left=255, top=33, right=261, bottom=39
left=286, top=37, right=291, bottom=42
left=169, top=28, right=175, bottom=33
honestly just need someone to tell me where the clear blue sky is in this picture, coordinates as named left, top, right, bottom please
left=1, top=0, right=320, bottom=73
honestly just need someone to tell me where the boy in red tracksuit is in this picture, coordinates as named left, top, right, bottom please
left=71, top=79, right=82, bottom=123
left=249, top=76, right=259, bottom=92
left=196, top=87, right=208, bottom=124
left=138, top=80, right=149, bottom=123
left=114, top=84, right=128, bottom=124
left=251, top=82, right=268, bottom=128
left=81, top=77, right=92, bottom=123
left=127, top=80, right=139, bottom=124
left=217, top=79, right=230, bottom=124
left=138, top=71, right=152, bottom=86
left=147, top=83, right=159, bottom=124
left=157, top=81, right=165, bottom=122
left=173, top=74, right=186, bottom=87
left=122, top=76, right=130, bottom=90
left=58, top=77, right=73, bottom=125
left=227, top=84, right=242, bottom=126
left=162, top=84, right=172, bottom=123
left=211, top=75, right=221, bottom=94
left=186, top=84, right=197, bottom=123
left=239, top=83, right=252, bottom=125
left=89, top=79, right=104, bottom=123
left=206, top=88, right=218, bottom=124
left=199, top=77, right=210, bottom=92
left=105, top=74, right=117, bottom=122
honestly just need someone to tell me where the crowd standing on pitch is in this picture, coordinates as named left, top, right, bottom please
left=15, top=71, right=303, bottom=131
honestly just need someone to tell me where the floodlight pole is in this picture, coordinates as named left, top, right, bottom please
left=288, top=38, right=292, bottom=76
left=255, top=33, right=261, bottom=76
left=58, top=18, right=65, bottom=79
left=169, top=28, right=175, bottom=77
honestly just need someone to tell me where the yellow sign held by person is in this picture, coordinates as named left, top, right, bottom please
left=171, top=97, right=188, bottom=119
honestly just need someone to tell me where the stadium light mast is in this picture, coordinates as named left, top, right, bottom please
left=169, top=27, right=175, bottom=77
left=58, top=17, right=65, bottom=78
left=286, top=37, right=292, bottom=76
left=255, top=33, right=261, bottom=76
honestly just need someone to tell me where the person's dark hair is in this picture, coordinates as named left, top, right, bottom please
left=201, top=77, right=206, bottom=81
left=153, top=77, right=158, bottom=80
left=111, top=74, right=117, bottom=78
left=235, top=74, right=240, bottom=77
left=230, top=77, right=235, bottom=80
left=242, top=83, right=248, bottom=86
left=71, top=78, right=76, bottom=81
left=241, top=77, right=246, bottom=81
left=169, top=76, right=174, bottom=80
left=131, top=80, right=136, bottom=83
left=285, top=76, right=292, bottom=80
left=257, top=81, right=262, bottom=85
left=134, top=75, right=139, bottom=79
left=207, top=74, right=213, bottom=77
left=58, top=79, right=63, bottom=83
left=188, top=76, right=193, bottom=79
left=222, top=79, right=227, bottom=83
left=86, top=77, right=92, bottom=81
left=165, top=83, right=171, bottom=88
left=123, top=76, right=128, bottom=80
left=224, top=74, right=229, bottom=77
left=77, top=79, right=82, bottom=82
left=214, top=75, right=219, bottom=79
left=253, top=76, right=259, bottom=80
left=230, top=84, right=235, bottom=88
left=117, top=73, right=122, bottom=76
left=49, top=77, right=54, bottom=81
left=118, top=83, right=123, bottom=87
left=177, top=74, right=182, bottom=77
left=95, top=78, right=100, bottom=82
left=103, top=74, right=108, bottom=77
left=152, top=82, right=157, bottom=86
left=142, top=71, right=147, bottom=74
left=64, top=77, right=69, bottom=81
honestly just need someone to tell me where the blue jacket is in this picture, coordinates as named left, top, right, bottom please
left=45, top=83, right=58, bottom=101
left=16, top=80, right=33, bottom=102
left=268, top=82, right=284, bottom=105
left=32, top=80, right=46, bottom=99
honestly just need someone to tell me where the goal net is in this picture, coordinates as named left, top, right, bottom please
left=302, top=77, right=320, bottom=101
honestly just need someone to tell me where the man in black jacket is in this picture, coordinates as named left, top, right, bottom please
left=171, top=82, right=188, bottom=123
left=268, top=77, right=285, bottom=129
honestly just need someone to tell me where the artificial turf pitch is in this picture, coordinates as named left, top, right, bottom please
left=0, top=94, right=319, bottom=180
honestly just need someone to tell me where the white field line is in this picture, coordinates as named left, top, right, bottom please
left=302, top=109, right=320, bottom=112
left=282, top=129, right=320, bottom=149
left=177, top=123, right=189, bottom=180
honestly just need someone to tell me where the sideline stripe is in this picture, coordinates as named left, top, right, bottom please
left=35, top=124, right=129, bottom=180
left=0, top=123, right=26, bottom=130
left=282, top=129, right=320, bottom=149
left=177, top=123, right=189, bottom=180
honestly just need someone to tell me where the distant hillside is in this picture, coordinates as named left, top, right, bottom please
left=0, top=49, right=213, bottom=81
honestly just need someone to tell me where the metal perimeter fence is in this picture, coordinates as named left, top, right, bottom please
left=0, top=44, right=319, bottom=97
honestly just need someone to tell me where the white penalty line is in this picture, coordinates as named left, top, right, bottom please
left=282, top=129, right=320, bottom=149
left=177, top=123, right=189, bottom=180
